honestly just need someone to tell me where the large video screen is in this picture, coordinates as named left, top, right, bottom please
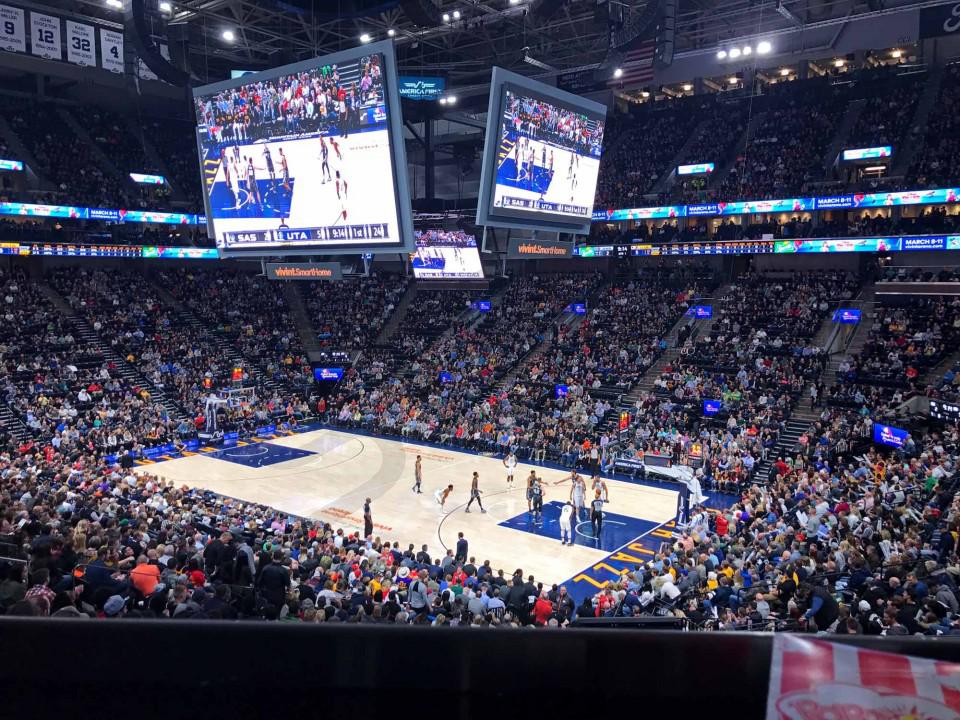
left=412, top=230, right=484, bottom=280
left=490, top=87, right=604, bottom=223
left=193, top=42, right=412, bottom=256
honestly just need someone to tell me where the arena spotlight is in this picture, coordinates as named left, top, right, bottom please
left=221, top=29, right=235, bottom=42
left=510, top=0, right=521, bottom=4
left=742, top=45, right=752, bottom=56
left=446, top=95, right=457, bottom=104
left=757, top=40, right=772, bottom=54
left=359, top=33, right=371, bottom=43
left=387, top=28, right=396, bottom=36
left=439, top=97, right=448, bottom=105
left=453, top=10, right=461, bottom=19
left=779, top=67, right=790, bottom=76
left=834, top=58, right=845, bottom=67
left=613, top=67, right=623, bottom=78
left=158, top=0, right=172, bottom=11
left=891, top=49, right=902, bottom=58
left=641, top=91, right=650, bottom=97
left=716, top=49, right=727, bottom=59
left=681, top=83, right=692, bottom=91
left=442, top=12, right=450, bottom=21
left=728, top=47, right=741, bottom=59
left=728, top=76, right=739, bottom=84
left=106, top=0, right=122, bottom=7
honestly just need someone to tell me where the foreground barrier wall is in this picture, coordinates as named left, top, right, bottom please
left=2, top=619, right=958, bottom=715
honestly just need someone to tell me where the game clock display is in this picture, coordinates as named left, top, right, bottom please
left=193, top=40, right=413, bottom=256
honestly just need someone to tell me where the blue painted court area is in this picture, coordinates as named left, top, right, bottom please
left=496, top=158, right=554, bottom=195
left=209, top=442, right=316, bottom=468
left=208, top=178, right=295, bottom=219
left=499, top=500, right=659, bottom=552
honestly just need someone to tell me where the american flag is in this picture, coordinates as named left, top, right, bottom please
left=767, top=636, right=960, bottom=719
left=606, top=39, right=656, bottom=88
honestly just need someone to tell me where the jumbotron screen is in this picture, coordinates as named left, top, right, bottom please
left=412, top=230, right=484, bottom=280
left=491, top=87, right=605, bottom=223
left=193, top=45, right=410, bottom=255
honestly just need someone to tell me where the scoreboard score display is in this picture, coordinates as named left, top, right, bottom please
left=930, top=399, right=960, bottom=423
left=193, top=40, right=413, bottom=256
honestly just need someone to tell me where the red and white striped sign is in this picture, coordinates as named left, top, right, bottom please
left=767, top=635, right=960, bottom=719
left=606, top=40, right=655, bottom=88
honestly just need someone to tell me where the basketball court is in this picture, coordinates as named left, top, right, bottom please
left=138, top=427, right=681, bottom=600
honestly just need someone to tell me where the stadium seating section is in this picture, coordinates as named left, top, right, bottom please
left=0, top=262, right=957, bottom=636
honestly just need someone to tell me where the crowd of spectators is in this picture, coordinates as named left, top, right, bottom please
left=156, top=268, right=311, bottom=390
left=829, top=296, right=960, bottom=407
left=0, top=261, right=958, bottom=638
left=909, top=63, right=960, bottom=189
left=718, top=81, right=846, bottom=201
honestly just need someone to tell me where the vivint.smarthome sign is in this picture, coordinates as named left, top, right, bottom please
left=265, top=262, right=343, bottom=280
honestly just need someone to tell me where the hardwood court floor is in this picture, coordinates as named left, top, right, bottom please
left=141, top=428, right=679, bottom=587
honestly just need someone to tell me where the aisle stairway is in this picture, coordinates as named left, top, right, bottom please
left=0, top=400, right=32, bottom=442
left=281, top=283, right=323, bottom=361
left=820, top=98, right=866, bottom=179
left=148, top=280, right=294, bottom=397
left=37, top=282, right=190, bottom=421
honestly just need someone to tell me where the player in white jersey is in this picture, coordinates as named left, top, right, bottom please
left=570, top=471, right=586, bottom=521
left=279, top=147, right=290, bottom=191
left=591, top=474, right=609, bottom=503
left=559, top=500, right=575, bottom=545
left=503, top=451, right=517, bottom=487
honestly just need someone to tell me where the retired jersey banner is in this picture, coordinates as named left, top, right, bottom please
left=30, top=11, right=61, bottom=60
left=0, top=5, right=26, bottom=53
left=766, top=636, right=960, bottom=719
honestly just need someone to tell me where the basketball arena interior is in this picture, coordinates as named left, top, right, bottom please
left=2, top=0, right=960, bottom=714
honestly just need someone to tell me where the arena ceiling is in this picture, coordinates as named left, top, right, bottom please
left=36, top=0, right=937, bottom=85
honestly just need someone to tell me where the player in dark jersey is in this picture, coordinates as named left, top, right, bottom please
left=320, top=138, right=332, bottom=183
left=245, top=158, right=262, bottom=208
left=262, top=146, right=276, bottom=187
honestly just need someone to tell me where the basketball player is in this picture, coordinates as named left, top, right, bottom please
left=513, top=142, right=522, bottom=181
left=245, top=158, right=261, bottom=209
left=412, top=454, right=423, bottom=493
left=330, top=136, right=342, bottom=161
left=435, top=483, right=453, bottom=510
left=319, top=137, right=332, bottom=183
left=530, top=476, right=544, bottom=522
left=332, top=170, right=349, bottom=224
left=525, top=470, right=537, bottom=513
left=570, top=471, right=586, bottom=521
left=262, top=146, right=276, bottom=187
left=464, top=472, right=485, bottom=513
left=590, top=489, right=605, bottom=538
left=591, top=474, right=609, bottom=504
left=223, top=159, right=237, bottom=209
left=559, top=500, right=574, bottom=545
left=527, top=145, right=536, bottom=190
left=503, top=451, right=517, bottom=487
left=279, top=147, right=291, bottom=191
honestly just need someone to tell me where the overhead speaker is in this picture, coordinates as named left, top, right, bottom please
left=610, top=0, right=662, bottom=49
left=123, top=0, right=190, bottom=86
left=399, top=0, right=441, bottom=27
left=655, top=0, right=676, bottom=67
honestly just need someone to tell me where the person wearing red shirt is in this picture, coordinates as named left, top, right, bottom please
left=533, top=591, right=554, bottom=626
left=715, top=513, right=729, bottom=537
